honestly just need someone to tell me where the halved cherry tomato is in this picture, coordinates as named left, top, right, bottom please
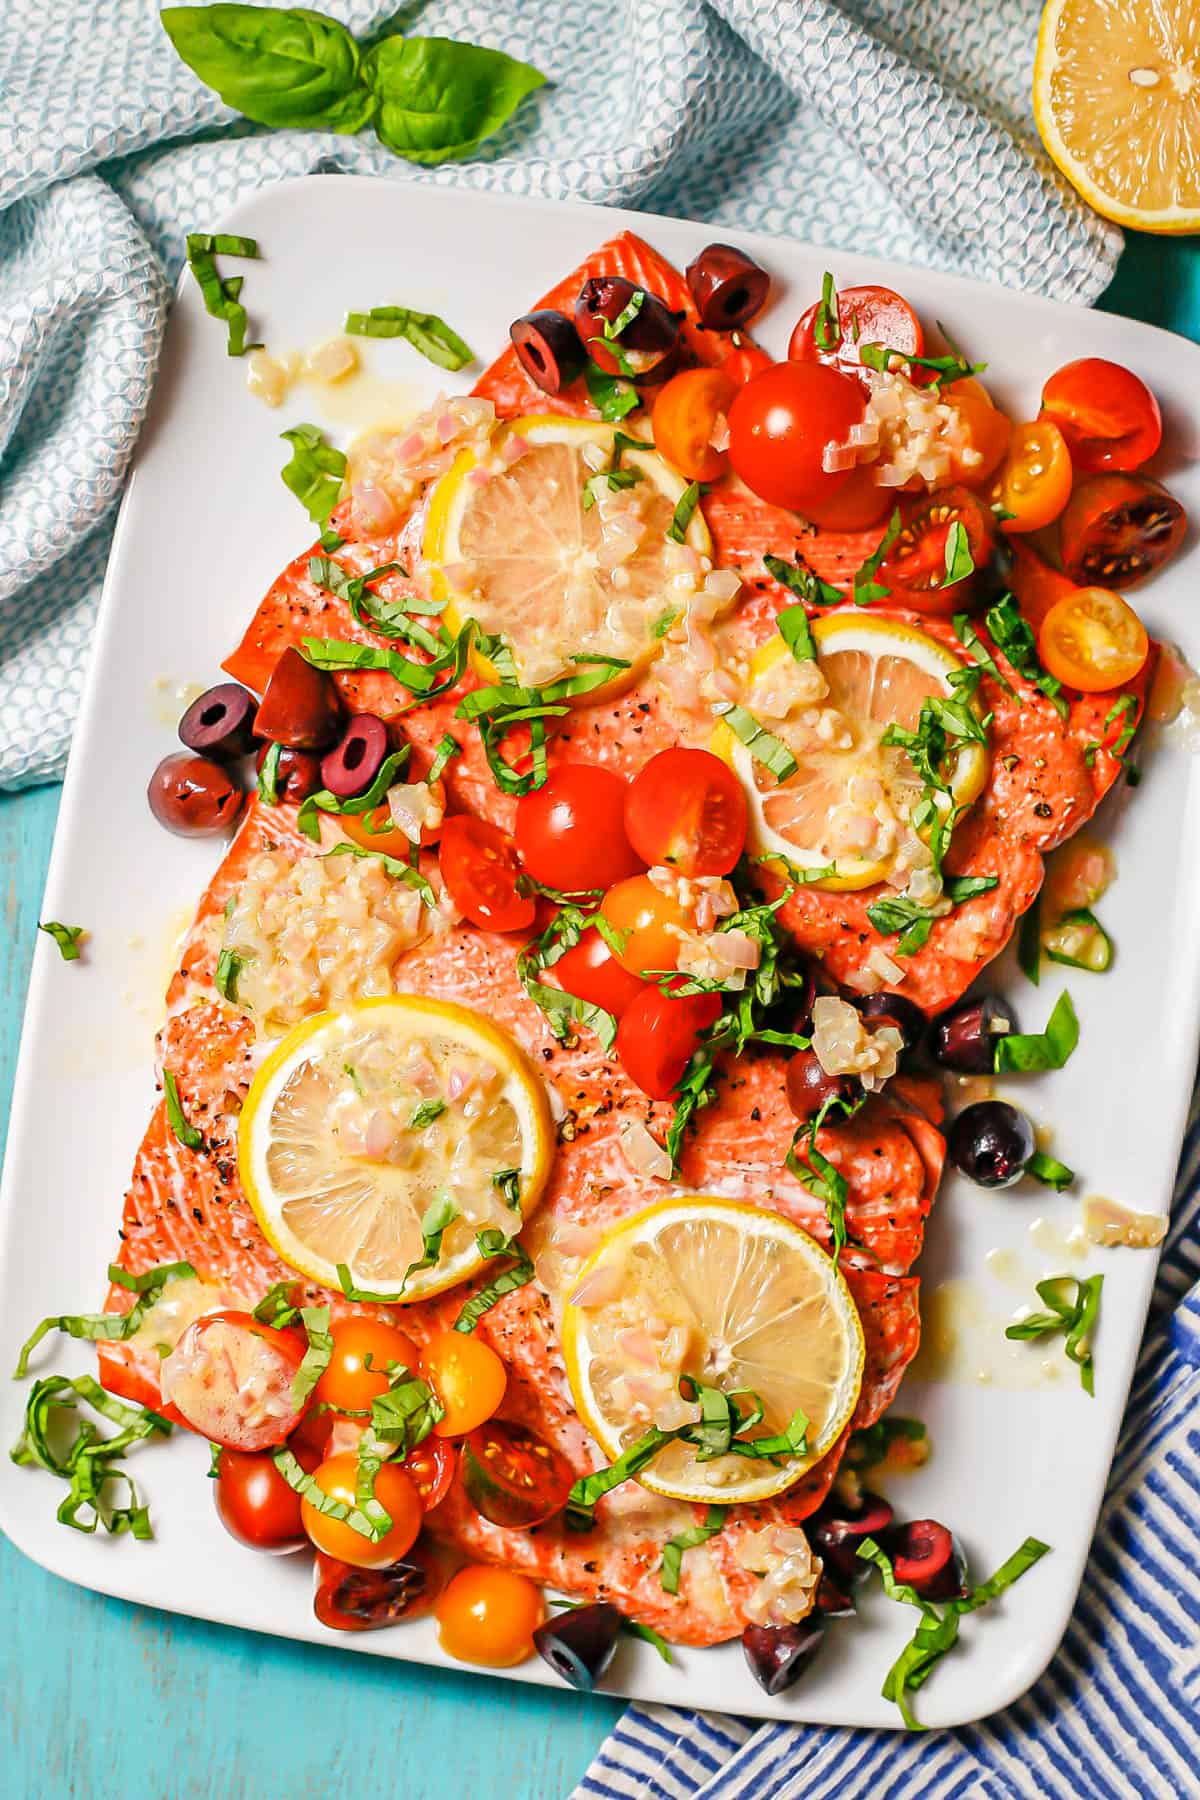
left=1037, top=588, right=1150, bottom=694
left=652, top=368, right=737, bottom=482
left=624, top=748, right=747, bottom=878
left=213, top=1441, right=320, bottom=1552
left=313, top=1318, right=420, bottom=1416
left=1040, top=358, right=1162, bottom=473
left=946, top=378, right=1012, bottom=489
left=1005, top=539, right=1079, bottom=630
left=301, top=1451, right=423, bottom=1569
left=314, top=1539, right=446, bottom=1631
left=553, top=926, right=648, bottom=1018
left=600, top=873, right=691, bottom=976
left=1058, top=473, right=1187, bottom=590
left=993, top=420, right=1073, bottom=534
left=800, top=464, right=893, bottom=532
left=513, top=763, right=644, bottom=892
left=158, top=1310, right=307, bottom=1451
left=436, top=1564, right=545, bottom=1667
left=727, top=361, right=867, bottom=513
left=402, top=1434, right=457, bottom=1512
left=438, top=815, right=535, bottom=933
left=877, top=486, right=996, bottom=614
left=460, top=1419, right=574, bottom=1528
left=617, top=981, right=723, bottom=1100
left=339, top=778, right=445, bottom=855
left=420, top=1330, right=508, bottom=1438
left=789, top=283, right=924, bottom=375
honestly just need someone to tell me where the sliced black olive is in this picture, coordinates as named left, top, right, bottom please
left=785, top=1049, right=859, bottom=1124
left=575, top=276, right=681, bottom=382
left=882, top=1519, right=968, bottom=1602
left=320, top=714, right=389, bottom=799
left=254, top=647, right=342, bottom=751
left=742, top=1618, right=825, bottom=1695
left=533, top=1603, right=622, bottom=1691
left=685, top=244, right=770, bottom=332
left=855, top=991, right=928, bottom=1052
left=255, top=744, right=323, bottom=804
left=510, top=310, right=586, bottom=396
left=809, top=1491, right=894, bottom=1583
left=178, top=683, right=258, bottom=760
left=947, top=1099, right=1034, bottom=1188
left=928, top=993, right=1017, bottom=1074
left=148, top=753, right=245, bottom=837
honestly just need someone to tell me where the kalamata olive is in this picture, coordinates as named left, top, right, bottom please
left=742, top=1618, right=825, bottom=1696
left=255, top=743, right=324, bottom=804
left=320, top=714, right=390, bottom=799
left=785, top=1049, right=859, bottom=1124
left=510, top=310, right=586, bottom=396
left=313, top=1546, right=442, bottom=1631
left=855, top=991, right=928, bottom=1052
left=882, top=1520, right=968, bottom=1602
left=533, top=1602, right=622, bottom=1691
left=810, top=1491, right=894, bottom=1583
left=928, top=993, right=1017, bottom=1074
left=178, top=682, right=258, bottom=760
left=947, top=1100, right=1035, bottom=1189
left=685, top=243, right=770, bottom=333
left=253, top=647, right=342, bottom=751
left=575, top=276, right=681, bottom=382
left=148, top=752, right=245, bottom=837
left=815, top=1572, right=856, bottom=1619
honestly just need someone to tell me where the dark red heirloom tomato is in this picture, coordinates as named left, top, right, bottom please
left=553, top=926, right=648, bottom=1019
left=314, top=1540, right=447, bottom=1631
left=1040, top=358, right=1162, bottom=473
left=727, top=362, right=867, bottom=513
left=877, top=485, right=996, bottom=615
left=253, top=647, right=342, bottom=751
left=460, top=1419, right=575, bottom=1529
left=617, top=981, right=723, bottom=1100
left=438, top=815, right=536, bottom=934
left=1058, top=472, right=1187, bottom=589
left=158, top=1310, right=308, bottom=1452
left=624, top=747, right=747, bottom=878
left=213, top=1441, right=320, bottom=1553
left=513, top=763, right=644, bottom=893
left=789, top=283, right=925, bottom=376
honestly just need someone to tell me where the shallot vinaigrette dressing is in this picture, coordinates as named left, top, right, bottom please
left=909, top=1279, right=1068, bottom=1391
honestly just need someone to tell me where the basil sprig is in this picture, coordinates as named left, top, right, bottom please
left=38, top=920, right=85, bottom=961
left=453, top=1231, right=535, bottom=1333
left=660, top=1504, right=727, bottom=1593
left=1005, top=1274, right=1102, bottom=1393
left=14, top=1260, right=197, bottom=1378
left=764, top=551, right=843, bottom=609
left=185, top=231, right=261, bottom=356
left=11, top=1374, right=172, bottom=1538
left=344, top=307, right=474, bottom=371
left=163, top=1070, right=204, bottom=1150
left=280, top=424, right=346, bottom=528
left=993, top=989, right=1078, bottom=1072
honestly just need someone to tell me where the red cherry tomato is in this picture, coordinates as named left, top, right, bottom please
left=789, top=283, right=925, bottom=376
left=402, top=1434, right=457, bottom=1512
left=800, top=464, right=893, bottom=532
left=624, top=748, right=747, bottom=878
left=436, top=1564, right=545, bottom=1667
left=877, top=485, right=996, bottom=614
left=600, top=873, right=691, bottom=976
left=727, top=362, right=867, bottom=512
left=1040, top=358, right=1162, bottom=473
left=301, top=1451, right=423, bottom=1569
left=460, top=1419, right=575, bottom=1528
left=617, top=982, right=723, bottom=1100
left=513, top=763, right=644, bottom=893
left=553, top=925, right=649, bottom=1018
left=313, top=1539, right=446, bottom=1631
left=652, top=368, right=737, bottom=482
left=213, top=1441, right=320, bottom=1552
left=313, top=1318, right=420, bottom=1416
left=158, top=1310, right=307, bottom=1452
left=438, top=815, right=535, bottom=933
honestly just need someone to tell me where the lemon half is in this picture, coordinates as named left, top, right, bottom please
left=714, top=611, right=989, bottom=892
left=238, top=996, right=554, bottom=1302
left=562, top=1198, right=864, bottom=1506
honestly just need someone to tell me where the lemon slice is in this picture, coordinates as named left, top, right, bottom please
left=713, top=612, right=989, bottom=892
left=562, top=1198, right=864, bottom=1505
left=238, top=996, right=554, bottom=1302
left=422, top=415, right=712, bottom=691
left=1034, top=0, right=1200, bottom=232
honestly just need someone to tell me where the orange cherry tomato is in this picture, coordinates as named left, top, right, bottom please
left=1037, top=588, right=1150, bottom=694
left=945, top=378, right=1012, bottom=488
left=600, top=872, right=691, bottom=977
left=652, top=368, right=737, bottom=482
left=1040, top=357, right=1162, bottom=473
left=993, top=420, right=1073, bottom=534
left=420, top=1330, right=508, bottom=1438
left=624, top=747, right=747, bottom=878
left=300, top=1451, right=423, bottom=1569
left=435, top=1564, right=546, bottom=1667
left=312, top=1318, right=420, bottom=1416
left=339, top=778, right=445, bottom=855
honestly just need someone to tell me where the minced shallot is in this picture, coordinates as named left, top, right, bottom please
left=736, top=1526, right=823, bottom=1626
left=810, top=995, right=903, bottom=1091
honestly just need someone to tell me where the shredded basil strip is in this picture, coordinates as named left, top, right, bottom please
left=941, top=521, right=974, bottom=586
left=847, top=1414, right=927, bottom=1471
left=335, top=1264, right=404, bottom=1305
left=993, top=989, right=1078, bottom=1073
left=280, top=424, right=346, bottom=527
left=161, top=1069, right=204, bottom=1151
left=517, top=903, right=619, bottom=1052
left=983, top=594, right=1067, bottom=718
left=453, top=1231, right=535, bottom=1333
left=853, top=509, right=903, bottom=606
left=215, top=947, right=246, bottom=1004
left=584, top=361, right=638, bottom=421
left=1006, top=1273, right=1101, bottom=1393
left=252, top=1279, right=302, bottom=1330
left=402, top=1192, right=458, bottom=1292
left=867, top=875, right=998, bottom=957
left=1025, top=1150, right=1075, bottom=1191
left=1018, top=894, right=1042, bottom=985
left=370, top=1365, right=444, bottom=1455
left=953, top=613, right=1015, bottom=699
left=290, top=1305, right=334, bottom=1407
left=667, top=481, right=704, bottom=545
left=427, top=732, right=460, bottom=783
left=38, top=920, right=85, bottom=961
left=343, top=306, right=474, bottom=371
left=777, top=603, right=817, bottom=663
left=715, top=704, right=797, bottom=781
left=14, top=1260, right=196, bottom=1379
left=271, top=1446, right=385, bottom=1541
left=325, top=841, right=436, bottom=906
left=660, top=1505, right=727, bottom=1593
left=858, top=340, right=985, bottom=386
left=786, top=1091, right=856, bottom=1264
left=763, top=552, right=843, bottom=608
left=186, top=232, right=261, bottom=356
left=11, top=1373, right=173, bottom=1539
left=409, top=1098, right=446, bottom=1130
left=813, top=271, right=841, bottom=352
left=256, top=740, right=282, bottom=805
left=1084, top=693, right=1140, bottom=767
left=296, top=746, right=411, bottom=842
left=651, top=605, right=681, bottom=640
left=456, top=653, right=623, bottom=797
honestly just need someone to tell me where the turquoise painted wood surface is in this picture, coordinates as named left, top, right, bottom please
left=2, top=231, right=1199, bottom=1800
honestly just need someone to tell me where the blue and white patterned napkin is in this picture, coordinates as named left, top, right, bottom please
left=0, top=0, right=1119, bottom=788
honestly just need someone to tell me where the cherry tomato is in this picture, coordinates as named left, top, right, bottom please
left=301, top=1451, right=423, bottom=1569
left=513, top=763, right=644, bottom=893
left=789, top=283, right=924, bottom=375
left=652, top=368, right=737, bottom=482
left=438, top=815, right=535, bottom=933
left=877, top=485, right=996, bottom=614
left=617, top=982, right=723, bottom=1100
left=436, top=1564, right=546, bottom=1667
left=420, top=1330, right=508, bottom=1438
left=553, top=926, right=648, bottom=1018
left=460, top=1420, right=575, bottom=1528
left=158, top=1310, right=307, bottom=1452
left=213, top=1442, right=319, bottom=1552
left=402, top=1434, right=457, bottom=1512
left=727, top=362, right=867, bottom=512
left=313, top=1318, right=420, bottom=1416
left=800, top=464, right=893, bottom=532
left=1058, top=473, right=1187, bottom=590
left=1040, top=358, right=1162, bottom=473
left=1006, top=539, right=1079, bottom=630
left=1038, top=588, right=1150, bottom=694
left=946, top=378, right=1012, bottom=488
left=624, top=748, right=747, bottom=878
left=993, top=420, right=1073, bottom=534
left=600, top=873, right=691, bottom=976
left=314, top=1540, right=446, bottom=1631
left=339, top=779, right=446, bottom=855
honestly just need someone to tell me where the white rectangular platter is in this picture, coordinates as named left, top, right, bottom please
left=2, top=174, right=1199, bottom=1729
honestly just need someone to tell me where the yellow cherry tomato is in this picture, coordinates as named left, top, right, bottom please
left=435, top=1564, right=545, bottom=1667
left=300, top=1451, right=422, bottom=1569
left=420, top=1329, right=507, bottom=1438
left=600, top=873, right=690, bottom=977
left=1038, top=587, right=1149, bottom=694
left=993, top=419, right=1073, bottom=533
left=312, top=1318, right=420, bottom=1415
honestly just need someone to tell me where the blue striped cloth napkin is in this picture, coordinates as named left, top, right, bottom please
left=573, top=1104, right=1200, bottom=1800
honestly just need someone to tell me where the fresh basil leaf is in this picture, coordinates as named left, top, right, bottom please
left=215, top=947, right=246, bottom=1004
left=335, top=1265, right=402, bottom=1305
left=363, top=34, right=545, bottom=166
left=993, top=989, right=1078, bottom=1072
left=763, top=552, right=843, bottom=608
left=668, top=481, right=704, bottom=544
left=584, top=361, right=638, bottom=421
left=252, top=1279, right=302, bottom=1330
left=777, top=603, right=816, bottom=663
left=11, top=1373, right=171, bottom=1539
left=942, top=521, right=974, bottom=586
left=163, top=1070, right=203, bottom=1150
left=38, top=921, right=85, bottom=961
left=185, top=230, right=262, bottom=356
left=660, top=1505, right=727, bottom=1594
left=453, top=1232, right=535, bottom=1333
left=787, top=1095, right=850, bottom=1263
left=866, top=895, right=936, bottom=956
left=14, top=1261, right=196, bottom=1379
left=1025, top=1150, right=1075, bottom=1190
left=714, top=704, right=797, bottom=781
left=162, top=6, right=374, bottom=131
left=493, top=1169, right=522, bottom=1212
left=853, top=509, right=902, bottom=606
left=983, top=593, right=1067, bottom=718
left=517, top=905, right=618, bottom=1052
left=859, top=341, right=985, bottom=386
left=280, top=424, right=346, bottom=527
left=952, top=614, right=1015, bottom=699
left=427, top=733, right=460, bottom=784
left=296, top=746, right=411, bottom=842
left=343, top=305, right=474, bottom=371
left=943, top=874, right=999, bottom=904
